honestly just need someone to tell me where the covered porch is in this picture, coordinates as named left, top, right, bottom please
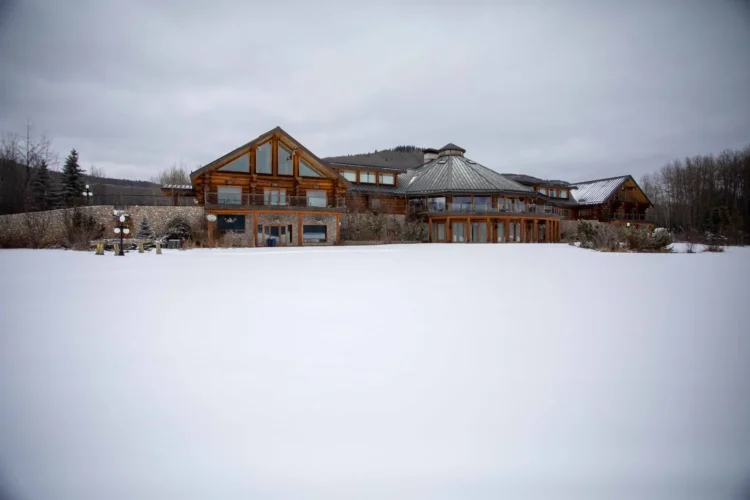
left=428, top=215, right=562, bottom=243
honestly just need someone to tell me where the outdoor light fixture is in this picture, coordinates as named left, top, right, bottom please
left=82, top=184, right=93, bottom=205
left=114, top=213, right=130, bottom=256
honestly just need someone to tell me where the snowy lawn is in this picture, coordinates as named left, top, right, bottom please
left=1, top=244, right=749, bottom=500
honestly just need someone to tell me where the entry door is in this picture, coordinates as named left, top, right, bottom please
left=263, top=225, right=288, bottom=246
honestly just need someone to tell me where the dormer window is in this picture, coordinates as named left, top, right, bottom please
left=561, top=190, right=568, bottom=199
left=342, top=171, right=357, bottom=182
left=550, top=188, right=557, bottom=197
left=360, top=172, right=376, bottom=183
left=538, top=187, right=547, bottom=195
left=380, top=173, right=395, bottom=185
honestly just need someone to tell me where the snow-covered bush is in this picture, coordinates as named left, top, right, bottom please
left=163, top=215, right=194, bottom=241
left=136, top=216, right=155, bottom=240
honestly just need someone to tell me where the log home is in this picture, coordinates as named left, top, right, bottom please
left=174, top=126, right=654, bottom=245
left=190, top=127, right=349, bottom=246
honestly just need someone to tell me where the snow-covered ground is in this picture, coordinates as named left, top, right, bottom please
left=1, top=244, right=749, bottom=500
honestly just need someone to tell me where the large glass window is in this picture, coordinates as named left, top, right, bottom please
left=452, top=222, right=466, bottom=242
left=360, top=172, right=376, bottom=183
left=498, top=197, right=508, bottom=211
left=428, top=197, right=446, bottom=212
left=218, top=214, right=245, bottom=232
left=496, top=222, right=505, bottom=242
left=561, top=190, right=568, bottom=199
left=278, top=144, right=293, bottom=176
left=217, top=186, right=242, bottom=204
left=303, top=225, right=327, bottom=242
left=538, top=187, right=547, bottom=195
left=549, top=188, right=557, bottom=198
left=433, top=223, right=446, bottom=242
left=453, top=196, right=471, bottom=212
left=471, top=222, right=487, bottom=242
left=299, top=159, right=321, bottom=177
left=219, top=154, right=249, bottom=172
left=307, top=190, right=327, bottom=208
left=256, top=142, right=272, bottom=174
left=474, top=196, right=491, bottom=211
left=380, top=173, right=395, bottom=185
left=264, top=188, right=286, bottom=206
left=342, top=171, right=357, bottom=182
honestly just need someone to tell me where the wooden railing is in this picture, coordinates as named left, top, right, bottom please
left=205, top=192, right=345, bottom=209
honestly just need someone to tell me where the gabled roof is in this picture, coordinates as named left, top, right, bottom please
left=398, top=155, right=533, bottom=195
left=569, top=175, right=652, bottom=206
left=190, top=126, right=350, bottom=186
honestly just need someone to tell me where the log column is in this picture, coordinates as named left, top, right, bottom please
left=533, top=219, right=538, bottom=243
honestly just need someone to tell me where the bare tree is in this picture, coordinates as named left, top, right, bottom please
left=89, top=164, right=106, bottom=178
left=150, top=162, right=191, bottom=185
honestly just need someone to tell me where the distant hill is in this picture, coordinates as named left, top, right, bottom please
left=324, top=146, right=425, bottom=169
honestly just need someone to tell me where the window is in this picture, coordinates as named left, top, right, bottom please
left=474, top=196, right=491, bottom=211
left=219, top=154, right=249, bottom=172
left=299, top=159, right=321, bottom=177
left=538, top=187, right=547, bottom=195
left=370, top=198, right=381, bottom=211
left=561, top=190, right=568, bottom=199
left=471, top=222, right=487, bottom=242
left=303, top=225, right=327, bottom=242
left=264, top=188, right=286, bottom=206
left=218, top=214, right=245, bottom=232
left=217, top=186, right=242, bottom=204
left=256, top=142, right=272, bottom=174
left=561, top=209, right=570, bottom=217
left=433, top=223, right=446, bottom=242
left=380, top=173, right=395, bottom=185
left=496, top=223, right=505, bottom=242
left=580, top=208, right=592, bottom=217
left=342, top=171, right=357, bottom=182
left=498, top=197, right=508, bottom=211
left=453, top=196, right=471, bottom=212
left=360, top=172, right=376, bottom=183
left=452, top=222, right=466, bottom=242
left=257, top=225, right=263, bottom=245
left=549, top=189, right=557, bottom=198
left=509, top=222, right=521, bottom=242
left=278, top=144, right=293, bottom=176
left=307, top=190, right=327, bottom=208
left=428, top=196, right=446, bottom=212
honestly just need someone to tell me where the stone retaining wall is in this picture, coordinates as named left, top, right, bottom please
left=0, top=205, right=205, bottom=247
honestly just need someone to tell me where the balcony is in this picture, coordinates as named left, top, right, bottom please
left=205, top=192, right=346, bottom=211
left=425, top=202, right=565, bottom=217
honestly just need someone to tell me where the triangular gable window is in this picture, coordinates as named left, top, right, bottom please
left=299, top=158, right=321, bottom=178
left=218, top=153, right=249, bottom=173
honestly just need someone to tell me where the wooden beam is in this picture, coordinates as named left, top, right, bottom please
left=298, top=213, right=302, bottom=247
left=336, top=213, right=341, bottom=245
left=533, top=219, right=538, bottom=243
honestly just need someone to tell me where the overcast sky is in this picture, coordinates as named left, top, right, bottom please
left=1, top=0, right=749, bottom=182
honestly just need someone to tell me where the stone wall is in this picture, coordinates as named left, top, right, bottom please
left=302, top=213, right=338, bottom=245
left=0, top=205, right=205, bottom=247
left=257, top=213, right=300, bottom=247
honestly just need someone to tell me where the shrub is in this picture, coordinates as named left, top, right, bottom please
left=63, top=208, right=105, bottom=250
left=622, top=226, right=673, bottom=252
left=705, top=244, right=725, bottom=252
left=163, top=216, right=194, bottom=241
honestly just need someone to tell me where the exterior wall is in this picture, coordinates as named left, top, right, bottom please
left=257, top=212, right=300, bottom=246
left=0, top=205, right=204, bottom=246
left=427, top=214, right=561, bottom=243
left=346, top=193, right=407, bottom=215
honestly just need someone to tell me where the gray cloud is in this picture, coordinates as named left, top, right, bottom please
left=1, top=0, right=748, bottom=181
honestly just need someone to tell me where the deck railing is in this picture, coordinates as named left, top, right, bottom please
left=425, top=202, right=565, bottom=216
left=205, top=192, right=345, bottom=209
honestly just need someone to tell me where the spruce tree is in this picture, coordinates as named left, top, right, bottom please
left=61, top=149, right=86, bottom=207
left=137, top=216, right=155, bottom=240
left=31, top=160, right=52, bottom=211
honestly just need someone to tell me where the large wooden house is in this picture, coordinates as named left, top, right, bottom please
left=172, top=126, right=653, bottom=246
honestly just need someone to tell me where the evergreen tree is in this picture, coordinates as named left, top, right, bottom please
left=137, top=216, right=155, bottom=240
left=30, top=160, right=52, bottom=211
left=61, top=149, right=86, bottom=207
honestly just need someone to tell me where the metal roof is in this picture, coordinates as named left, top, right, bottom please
left=326, top=160, right=408, bottom=173
left=348, top=183, right=406, bottom=195
left=569, top=176, right=630, bottom=205
left=439, top=143, right=466, bottom=152
left=161, top=184, right=194, bottom=190
left=504, top=173, right=571, bottom=187
left=398, top=155, right=534, bottom=195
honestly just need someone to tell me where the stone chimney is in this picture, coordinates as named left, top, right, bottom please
left=423, top=148, right=438, bottom=163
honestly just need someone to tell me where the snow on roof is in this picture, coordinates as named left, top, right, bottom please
left=569, top=176, right=629, bottom=205
left=161, top=184, right=194, bottom=190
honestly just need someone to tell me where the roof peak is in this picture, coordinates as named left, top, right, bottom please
left=438, top=143, right=466, bottom=157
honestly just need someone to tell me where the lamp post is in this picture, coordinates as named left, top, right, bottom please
left=113, top=212, right=130, bottom=256
left=82, top=184, right=93, bottom=205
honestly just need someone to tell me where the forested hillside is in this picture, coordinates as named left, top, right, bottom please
left=324, top=145, right=425, bottom=169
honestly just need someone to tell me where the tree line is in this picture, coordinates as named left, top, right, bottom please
left=639, top=145, right=750, bottom=243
